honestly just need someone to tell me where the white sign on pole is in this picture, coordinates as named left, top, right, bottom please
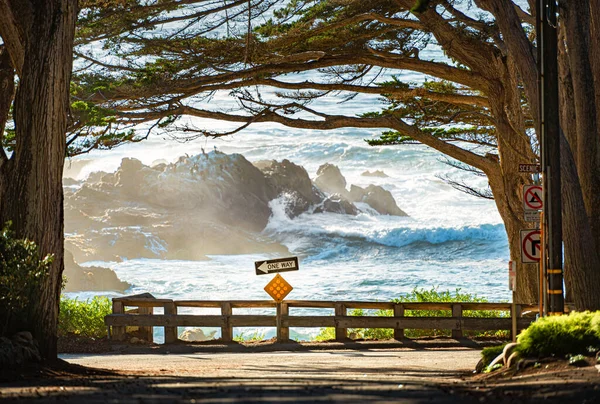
left=520, top=229, right=541, bottom=263
left=523, top=184, right=543, bottom=222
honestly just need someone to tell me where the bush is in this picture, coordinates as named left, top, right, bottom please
left=58, top=296, right=112, bottom=338
left=0, top=222, right=53, bottom=336
left=316, top=287, right=509, bottom=341
left=517, top=311, right=600, bottom=357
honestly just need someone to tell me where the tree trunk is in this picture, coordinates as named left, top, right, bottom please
left=560, top=132, right=600, bottom=309
left=0, top=0, right=77, bottom=360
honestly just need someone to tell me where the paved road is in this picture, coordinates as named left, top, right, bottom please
left=2, top=346, right=599, bottom=403
left=53, top=348, right=481, bottom=403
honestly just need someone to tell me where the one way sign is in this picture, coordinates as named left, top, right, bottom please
left=255, top=257, right=299, bottom=275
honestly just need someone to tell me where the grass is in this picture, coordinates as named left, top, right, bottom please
left=58, top=296, right=112, bottom=339
left=234, top=330, right=266, bottom=342
left=316, top=287, right=510, bottom=341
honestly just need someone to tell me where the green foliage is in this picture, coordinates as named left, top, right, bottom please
left=411, top=0, right=431, bottom=14
left=234, top=330, right=266, bottom=342
left=316, top=288, right=509, bottom=341
left=0, top=222, right=53, bottom=336
left=480, top=343, right=507, bottom=368
left=517, top=311, right=600, bottom=357
left=58, top=296, right=112, bottom=338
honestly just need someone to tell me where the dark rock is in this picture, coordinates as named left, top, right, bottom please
left=257, top=159, right=322, bottom=217
left=314, top=195, right=358, bottom=215
left=314, top=163, right=348, bottom=196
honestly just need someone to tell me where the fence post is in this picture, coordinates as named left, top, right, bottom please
left=452, top=304, right=463, bottom=339
left=221, top=302, right=233, bottom=342
left=277, top=302, right=289, bottom=342
left=394, top=304, right=405, bottom=340
left=164, top=302, right=177, bottom=344
left=138, top=306, right=153, bottom=342
left=111, top=300, right=125, bottom=341
left=511, top=304, right=523, bottom=341
left=335, top=303, right=347, bottom=342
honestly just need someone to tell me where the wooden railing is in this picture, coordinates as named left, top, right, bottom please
left=105, top=295, right=538, bottom=343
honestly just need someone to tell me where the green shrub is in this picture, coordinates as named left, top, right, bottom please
left=0, top=222, right=53, bottom=336
left=517, top=311, right=600, bottom=357
left=315, top=288, right=509, bottom=341
left=58, top=296, right=112, bottom=338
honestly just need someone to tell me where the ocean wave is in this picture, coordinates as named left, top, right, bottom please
left=264, top=194, right=506, bottom=251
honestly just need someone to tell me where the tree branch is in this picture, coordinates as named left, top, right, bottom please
left=114, top=103, right=494, bottom=172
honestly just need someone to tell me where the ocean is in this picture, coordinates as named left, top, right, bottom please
left=64, top=38, right=509, bottom=341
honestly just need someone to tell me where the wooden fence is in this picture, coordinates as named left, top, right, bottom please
left=105, top=295, right=538, bottom=343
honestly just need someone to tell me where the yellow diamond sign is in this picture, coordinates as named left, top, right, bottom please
left=264, top=274, right=293, bottom=302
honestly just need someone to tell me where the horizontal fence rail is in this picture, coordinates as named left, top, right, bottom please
left=106, top=296, right=539, bottom=344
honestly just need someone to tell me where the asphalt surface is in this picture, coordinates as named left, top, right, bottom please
left=1, top=345, right=599, bottom=403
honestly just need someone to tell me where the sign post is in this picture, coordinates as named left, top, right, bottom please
left=509, top=260, right=517, bottom=342
left=536, top=0, right=563, bottom=316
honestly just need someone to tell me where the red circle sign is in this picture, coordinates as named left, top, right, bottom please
left=524, top=186, right=543, bottom=210
left=522, top=230, right=541, bottom=261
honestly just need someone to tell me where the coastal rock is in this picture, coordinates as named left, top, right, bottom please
left=256, top=159, right=322, bottom=217
left=180, top=328, right=218, bottom=342
left=63, top=152, right=292, bottom=262
left=63, top=152, right=408, bottom=262
left=361, top=170, right=389, bottom=178
left=314, top=195, right=358, bottom=215
left=63, top=249, right=130, bottom=293
left=349, top=185, right=407, bottom=216
left=314, top=163, right=348, bottom=196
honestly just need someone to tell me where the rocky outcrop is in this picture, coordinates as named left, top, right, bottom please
left=312, top=164, right=407, bottom=217
left=63, top=250, right=130, bottom=293
left=314, top=195, right=358, bottom=215
left=255, top=159, right=322, bottom=217
left=314, top=163, right=348, bottom=197
left=361, top=170, right=389, bottom=178
left=348, top=184, right=407, bottom=216
left=64, top=152, right=292, bottom=262
left=63, top=152, right=408, bottom=263
left=179, top=328, right=218, bottom=342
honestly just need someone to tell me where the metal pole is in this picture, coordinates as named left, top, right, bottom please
left=537, top=0, right=564, bottom=315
